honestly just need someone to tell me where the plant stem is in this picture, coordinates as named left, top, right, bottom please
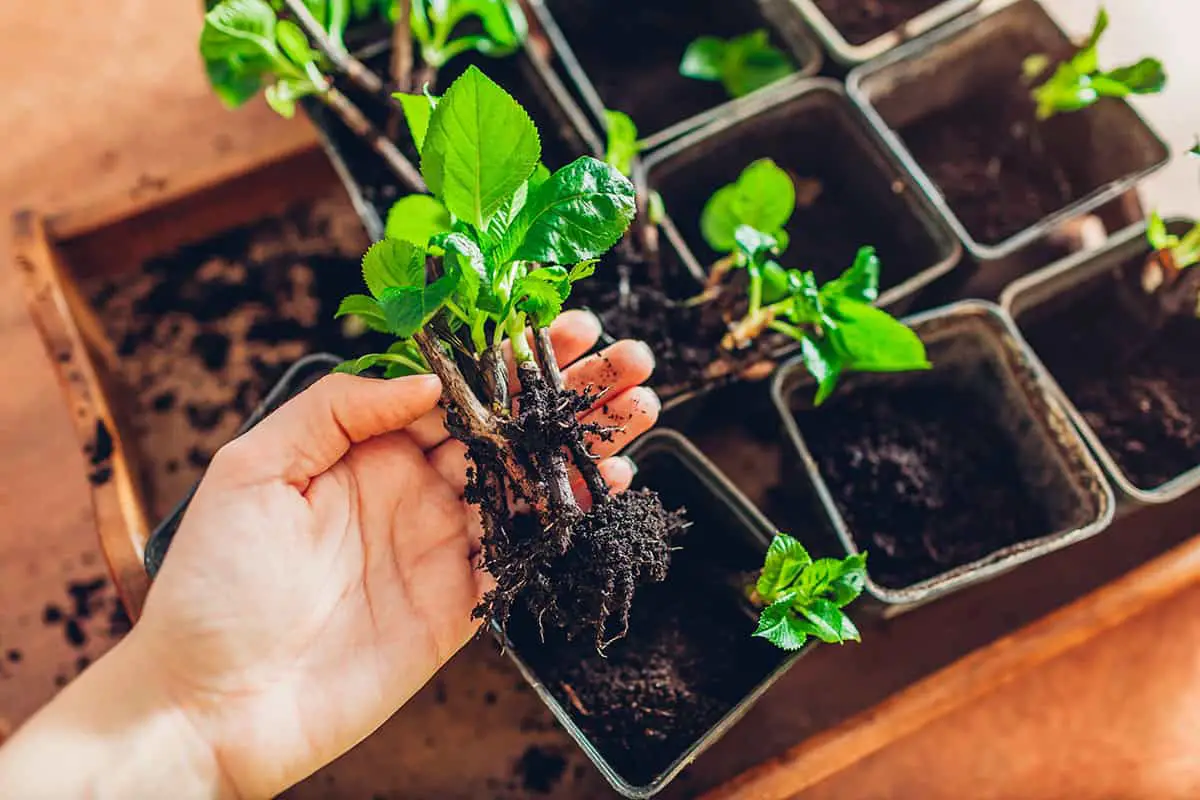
left=412, top=330, right=498, bottom=444
left=390, top=0, right=414, bottom=91
left=747, top=269, right=764, bottom=316
left=480, top=344, right=510, bottom=414
left=319, top=88, right=426, bottom=192
left=535, top=327, right=608, bottom=504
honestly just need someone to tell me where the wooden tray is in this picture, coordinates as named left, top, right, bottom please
left=14, top=146, right=1200, bottom=799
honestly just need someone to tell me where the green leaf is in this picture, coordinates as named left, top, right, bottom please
left=829, top=553, right=868, bottom=607
left=264, top=77, right=320, bottom=117
left=1104, top=58, right=1167, bottom=94
left=380, top=286, right=425, bottom=336
left=420, top=65, right=541, bottom=229
left=569, top=259, right=598, bottom=282
left=1084, top=6, right=1109, bottom=52
left=514, top=267, right=571, bottom=327
left=756, top=533, right=811, bottom=602
left=462, top=0, right=528, bottom=53
left=679, top=36, right=726, bottom=82
left=394, top=91, right=439, bottom=151
left=333, top=347, right=429, bottom=376
left=437, top=231, right=487, bottom=311
left=826, top=299, right=931, bottom=373
left=501, top=156, right=636, bottom=265
left=275, top=19, right=317, bottom=68
left=1190, top=139, right=1200, bottom=158
left=733, top=225, right=779, bottom=267
left=361, top=239, right=427, bottom=298
left=200, top=0, right=278, bottom=61
left=604, top=110, right=640, bottom=178
left=383, top=340, right=431, bottom=377
left=797, top=598, right=860, bottom=644
left=720, top=30, right=796, bottom=98
left=800, top=333, right=844, bottom=407
left=700, top=159, right=795, bottom=253
left=385, top=195, right=453, bottom=246
left=334, top=294, right=390, bottom=332
left=205, top=58, right=266, bottom=108
left=761, top=261, right=790, bottom=304
left=1146, top=211, right=1174, bottom=251
left=821, top=246, right=880, bottom=305
left=753, top=594, right=808, bottom=651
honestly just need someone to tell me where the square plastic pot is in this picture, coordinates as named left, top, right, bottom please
left=789, top=0, right=979, bottom=65
left=772, top=300, right=1114, bottom=612
left=846, top=0, right=1169, bottom=261
left=1001, top=218, right=1200, bottom=505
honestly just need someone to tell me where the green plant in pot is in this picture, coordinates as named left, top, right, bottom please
left=1141, top=212, right=1200, bottom=319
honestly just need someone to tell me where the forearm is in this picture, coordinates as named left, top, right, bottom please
left=0, top=630, right=236, bottom=799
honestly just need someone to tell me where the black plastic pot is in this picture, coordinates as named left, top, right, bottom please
left=528, top=0, right=823, bottom=151
left=846, top=0, right=1170, bottom=261
left=1001, top=218, right=1200, bottom=505
left=144, top=354, right=342, bottom=577
left=790, top=0, right=979, bottom=65
left=500, top=428, right=819, bottom=798
left=304, top=37, right=603, bottom=241
left=772, top=300, right=1114, bottom=612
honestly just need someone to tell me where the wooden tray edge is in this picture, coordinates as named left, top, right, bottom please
left=13, top=210, right=152, bottom=618
left=701, top=532, right=1200, bottom=799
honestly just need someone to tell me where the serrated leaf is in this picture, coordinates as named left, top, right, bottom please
left=829, top=554, right=868, bottom=607
left=797, top=557, right=845, bottom=599
left=821, top=246, right=880, bottom=305
left=826, top=299, right=930, bottom=373
left=420, top=66, right=541, bottom=229
left=569, top=259, right=598, bottom=282
left=701, top=159, right=795, bottom=253
left=394, top=91, right=439, bottom=151
left=436, top=231, right=487, bottom=311
left=756, top=533, right=811, bottom=602
left=380, top=286, right=426, bottom=337
left=514, top=268, right=569, bottom=327
left=362, top=239, right=427, bottom=298
left=334, top=294, right=390, bottom=332
left=604, top=110, right=640, bottom=177
left=753, top=594, right=808, bottom=651
left=501, top=156, right=636, bottom=265
left=797, top=598, right=857, bottom=644
left=385, top=195, right=453, bottom=246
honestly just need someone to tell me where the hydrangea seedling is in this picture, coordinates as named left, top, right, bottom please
left=337, top=66, right=683, bottom=647
left=1142, top=211, right=1200, bottom=315
left=680, top=30, right=796, bottom=99
left=1024, top=8, right=1166, bottom=120
left=752, top=534, right=866, bottom=651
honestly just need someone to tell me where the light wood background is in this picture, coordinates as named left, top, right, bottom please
left=0, top=0, right=1197, bottom=795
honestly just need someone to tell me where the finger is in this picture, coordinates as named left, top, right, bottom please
left=571, top=456, right=636, bottom=510
left=212, top=373, right=442, bottom=489
left=580, top=386, right=661, bottom=459
left=561, top=339, right=656, bottom=406
left=410, top=309, right=605, bottom=452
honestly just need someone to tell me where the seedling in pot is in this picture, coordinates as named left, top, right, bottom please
left=751, top=533, right=866, bottom=650
left=336, top=66, right=685, bottom=647
left=1141, top=212, right=1200, bottom=318
left=1023, top=8, right=1166, bottom=120
left=680, top=30, right=796, bottom=99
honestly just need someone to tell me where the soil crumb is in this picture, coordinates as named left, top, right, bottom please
left=513, top=746, right=567, bottom=794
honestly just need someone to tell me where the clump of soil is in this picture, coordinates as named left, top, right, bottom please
left=85, top=197, right=376, bottom=519
left=546, top=0, right=802, bottom=137
left=792, top=371, right=1061, bottom=589
left=1019, top=258, right=1200, bottom=490
left=813, top=0, right=947, bottom=46
left=508, top=449, right=786, bottom=786
left=513, top=746, right=568, bottom=794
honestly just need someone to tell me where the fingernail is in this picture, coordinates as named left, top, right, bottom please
left=638, top=387, right=662, bottom=415
left=618, top=455, right=639, bottom=477
left=579, top=308, right=603, bottom=338
left=635, top=340, right=657, bottom=374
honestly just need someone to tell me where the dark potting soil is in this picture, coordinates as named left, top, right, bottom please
left=897, top=87, right=1106, bottom=247
left=793, top=369, right=1061, bottom=589
left=545, top=0, right=802, bottom=136
left=1019, top=258, right=1200, bottom=491
left=652, top=93, right=944, bottom=300
left=85, top=197, right=376, bottom=519
left=507, top=449, right=786, bottom=786
left=813, top=0, right=947, bottom=46
left=315, top=45, right=592, bottom=229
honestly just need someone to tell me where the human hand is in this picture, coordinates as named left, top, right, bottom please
left=127, top=310, right=658, bottom=796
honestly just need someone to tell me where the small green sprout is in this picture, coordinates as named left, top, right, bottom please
left=603, top=110, right=665, bottom=226
left=692, top=160, right=929, bottom=404
left=1142, top=211, right=1200, bottom=313
left=1146, top=211, right=1200, bottom=273
left=1025, top=8, right=1166, bottom=120
left=752, top=533, right=866, bottom=651
left=409, top=0, right=527, bottom=70
left=1189, top=138, right=1200, bottom=158
left=680, top=30, right=796, bottom=99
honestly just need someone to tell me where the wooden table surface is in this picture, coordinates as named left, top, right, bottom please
left=0, top=1, right=1198, bottom=796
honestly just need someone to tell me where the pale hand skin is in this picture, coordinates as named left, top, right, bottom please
left=0, top=311, right=659, bottom=799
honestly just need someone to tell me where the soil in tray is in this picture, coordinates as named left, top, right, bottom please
left=506, top=448, right=786, bottom=787
left=545, top=0, right=803, bottom=136
left=813, top=0, right=947, bottom=46
left=896, top=85, right=1113, bottom=247
left=1019, top=258, right=1200, bottom=491
left=316, top=46, right=592, bottom=226
left=791, top=368, right=1062, bottom=589
left=652, top=95, right=943, bottom=301
left=85, top=195, right=379, bottom=520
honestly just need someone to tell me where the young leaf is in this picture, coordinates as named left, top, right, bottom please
left=701, top=159, right=795, bottom=253
left=500, top=156, right=636, bottom=265
left=680, top=30, right=795, bottom=99
left=825, top=299, right=931, bottom=373
left=200, top=0, right=279, bottom=61
left=361, top=239, right=427, bottom=298
left=380, top=286, right=426, bottom=337
left=1146, top=210, right=1174, bottom=252
left=569, top=259, right=598, bottom=282
left=753, top=593, right=809, bottom=651
left=756, top=533, right=811, bottom=602
left=679, top=36, right=726, bottom=82
left=604, top=110, right=640, bottom=178
left=514, top=267, right=571, bottom=327
left=1190, top=139, right=1200, bottom=158
left=386, top=195, right=453, bottom=246
left=206, top=59, right=267, bottom=108
left=265, top=77, right=320, bottom=117
left=275, top=19, right=318, bottom=68
left=820, top=246, right=880, bottom=305
left=800, top=334, right=843, bottom=407
left=420, top=66, right=542, bottom=229
left=797, top=598, right=860, bottom=645
left=333, top=347, right=429, bottom=376
left=394, top=91, right=439, bottom=151
left=436, top=231, right=487, bottom=312
left=334, top=294, right=390, bottom=332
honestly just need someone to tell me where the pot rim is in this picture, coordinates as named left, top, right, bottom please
left=1000, top=217, right=1200, bottom=505
left=787, top=0, right=981, bottom=65
left=845, top=0, right=1171, bottom=262
left=643, top=77, right=962, bottom=310
left=525, top=0, right=824, bottom=152
left=495, top=428, right=811, bottom=799
left=770, top=299, right=1115, bottom=607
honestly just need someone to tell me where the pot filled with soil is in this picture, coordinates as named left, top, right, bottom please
left=502, top=428, right=840, bottom=798
left=773, top=300, right=1115, bottom=610
left=1001, top=218, right=1200, bottom=505
left=790, top=0, right=980, bottom=66
left=527, top=0, right=822, bottom=150
left=846, top=0, right=1170, bottom=260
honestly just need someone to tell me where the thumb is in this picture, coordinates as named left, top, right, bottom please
left=211, top=372, right=443, bottom=489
